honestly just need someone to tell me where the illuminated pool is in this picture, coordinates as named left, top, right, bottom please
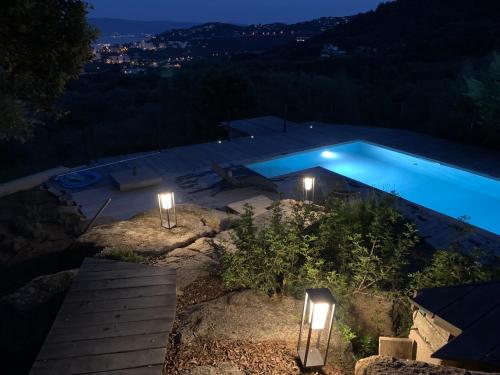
left=247, top=141, right=500, bottom=235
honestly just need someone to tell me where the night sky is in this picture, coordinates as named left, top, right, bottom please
left=87, top=0, right=390, bottom=24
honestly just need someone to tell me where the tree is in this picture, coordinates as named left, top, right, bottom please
left=0, top=0, right=97, bottom=141
left=464, top=52, right=500, bottom=145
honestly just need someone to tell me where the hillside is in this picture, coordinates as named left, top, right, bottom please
left=284, top=0, right=500, bottom=60
left=155, top=17, right=350, bottom=58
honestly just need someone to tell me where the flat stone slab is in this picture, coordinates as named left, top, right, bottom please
left=226, top=195, right=273, bottom=216
left=78, top=204, right=229, bottom=256
left=110, top=166, right=162, bottom=191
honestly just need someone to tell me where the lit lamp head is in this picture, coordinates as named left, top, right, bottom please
left=302, top=176, right=315, bottom=203
left=297, top=288, right=336, bottom=369
left=158, top=192, right=177, bottom=229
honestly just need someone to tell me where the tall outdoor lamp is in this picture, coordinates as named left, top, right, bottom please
left=158, top=192, right=177, bottom=229
left=302, top=176, right=315, bottom=203
left=297, top=288, right=336, bottom=369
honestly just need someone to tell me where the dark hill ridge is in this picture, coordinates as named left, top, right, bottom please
left=155, top=17, right=351, bottom=58
left=284, top=0, right=500, bottom=60
left=158, top=17, right=350, bottom=41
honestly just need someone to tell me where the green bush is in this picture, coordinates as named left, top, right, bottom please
left=410, top=249, right=500, bottom=290
left=219, top=196, right=419, bottom=296
left=315, top=195, right=419, bottom=292
left=219, top=202, right=317, bottom=295
left=353, top=334, right=378, bottom=359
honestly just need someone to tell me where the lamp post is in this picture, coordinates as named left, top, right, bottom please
left=297, top=288, right=336, bottom=369
left=158, top=192, right=177, bottom=229
left=303, top=176, right=315, bottom=203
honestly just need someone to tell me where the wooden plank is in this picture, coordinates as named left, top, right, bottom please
left=31, top=348, right=166, bottom=375
left=47, top=318, right=173, bottom=343
left=58, top=294, right=175, bottom=315
left=65, top=285, right=174, bottom=303
left=37, top=332, right=168, bottom=360
left=78, top=258, right=154, bottom=272
left=75, top=267, right=176, bottom=282
left=70, top=275, right=175, bottom=292
left=30, top=258, right=176, bottom=375
left=53, top=305, right=176, bottom=329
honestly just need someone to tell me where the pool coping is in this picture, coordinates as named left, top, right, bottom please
left=246, top=139, right=500, bottom=182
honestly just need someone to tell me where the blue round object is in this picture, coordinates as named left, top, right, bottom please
left=55, top=170, right=102, bottom=189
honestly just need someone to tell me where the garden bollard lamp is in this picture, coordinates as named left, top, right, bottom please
left=158, top=192, right=177, bottom=229
left=302, top=176, right=315, bottom=203
left=297, top=288, right=336, bottom=368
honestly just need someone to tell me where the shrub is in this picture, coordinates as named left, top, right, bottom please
left=339, top=322, right=357, bottom=344
left=353, top=334, right=378, bottom=359
left=410, top=249, right=500, bottom=290
left=219, top=202, right=317, bottom=295
left=220, top=196, right=421, bottom=297
left=315, top=195, right=419, bottom=292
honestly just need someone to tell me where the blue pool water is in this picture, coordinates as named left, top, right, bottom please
left=247, top=141, right=500, bottom=235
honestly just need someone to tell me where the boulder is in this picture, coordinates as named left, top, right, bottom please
left=1, top=269, right=78, bottom=312
left=78, top=204, right=230, bottom=256
left=355, top=356, right=489, bottom=375
left=153, top=246, right=217, bottom=290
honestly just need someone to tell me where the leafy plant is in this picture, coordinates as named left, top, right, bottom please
left=315, top=195, right=419, bottom=292
left=410, top=249, right=500, bottom=290
left=219, top=202, right=317, bottom=295
left=338, top=322, right=357, bottom=343
left=353, top=334, right=378, bottom=359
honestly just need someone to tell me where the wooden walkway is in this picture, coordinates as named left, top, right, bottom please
left=30, top=258, right=176, bottom=375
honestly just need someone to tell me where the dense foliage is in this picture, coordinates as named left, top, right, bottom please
left=410, top=249, right=500, bottom=290
left=219, top=202, right=316, bottom=295
left=464, top=53, right=500, bottom=142
left=218, top=196, right=499, bottom=342
left=219, top=197, right=419, bottom=296
left=0, top=0, right=96, bottom=141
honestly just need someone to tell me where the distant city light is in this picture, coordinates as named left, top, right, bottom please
left=321, top=150, right=337, bottom=159
left=309, top=125, right=313, bottom=129
left=218, top=140, right=222, bottom=144
left=250, top=135, right=254, bottom=139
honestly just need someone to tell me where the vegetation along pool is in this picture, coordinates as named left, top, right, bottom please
left=247, top=141, right=500, bottom=235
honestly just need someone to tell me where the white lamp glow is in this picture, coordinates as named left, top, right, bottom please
left=159, top=192, right=174, bottom=210
left=303, top=177, right=314, bottom=191
left=309, top=302, right=329, bottom=330
left=158, top=192, right=177, bottom=229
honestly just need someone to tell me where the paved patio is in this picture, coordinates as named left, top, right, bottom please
left=50, top=116, right=500, bottom=252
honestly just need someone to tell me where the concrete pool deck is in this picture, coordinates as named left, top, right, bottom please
left=48, top=116, right=500, bottom=251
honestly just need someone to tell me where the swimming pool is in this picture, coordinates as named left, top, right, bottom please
left=247, top=141, right=500, bottom=235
